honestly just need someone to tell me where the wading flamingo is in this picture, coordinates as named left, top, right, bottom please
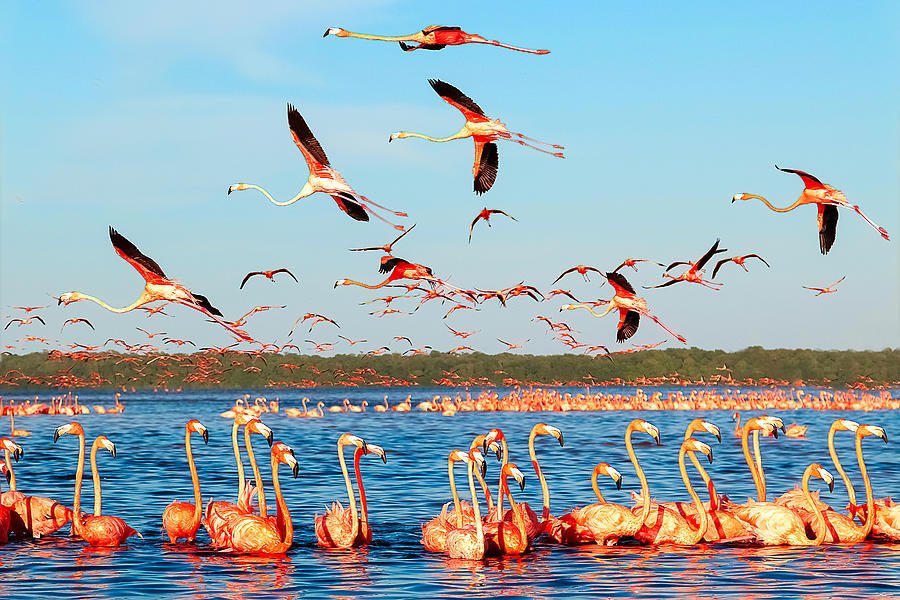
left=421, top=448, right=470, bottom=552
left=242, top=419, right=275, bottom=520
left=445, top=448, right=489, bottom=560
left=354, top=442, right=387, bottom=546
left=469, top=208, right=517, bottom=242
left=314, top=433, right=367, bottom=548
left=9, top=413, right=30, bottom=437
left=732, top=165, right=890, bottom=254
left=561, top=272, right=687, bottom=343
left=224, top=442, right=299, bottom=555
left=228, top=104, right=406, bottom=228
left=324, top=25, right=549, bottom=54
left=547, top=462, right=625, bottom=545
left=390, top=79, right=564, bottom=195
left=527, top=423, right=564, bottom=537
left=483, top=463, right=529, bottom=555
left=239, top=268, right=298, bottom=289
left=162, top=420, right=209, bottom=543
left=54, top=424, right=141, bottom=547
left=0, top=437, right=72, bottom=539
left=57, top=227, right=252, bottom=342
left=0, top=462, right=10, bottom=543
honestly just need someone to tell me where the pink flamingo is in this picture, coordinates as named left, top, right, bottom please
left=314, top=433, right=367, bottom=548
left=162, top=420, right=209, bottom=543
left=445, top=448, right=489, bottom=560
left=0, top=437, right=71, bottom=539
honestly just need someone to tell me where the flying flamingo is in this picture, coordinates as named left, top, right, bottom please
left=390, top=79, right=564, bottom=195
left=0, top=438, right=71, bottom=539
left=497, top=338, right=529, bottom=351
left=162, top=420, right=209, bottom=543
left=646, top=239, right=728, bottom=290
left=561, top=272, right=687, bottom=343
left=57, top=227, right=252, bottom=342
left=228, top=103, right=407, bottom=228
left=324, top=25, right=550, bottom=54
left=4, top=316, right=45, bottom=329
left=711, top=254, right=770, bottom=279
left=349, top=223, right=417, bottom=252
left=61, top=318, right=95, bottom=331
left=239, top=268, right=298, bottom=289
left=334, top=257, right=451, bottom=290
left=613, top=258, right=664, bottom=273
left=732, top=165, right=890, bottom=254
left=314, top=433, right=367, bottom=549
left=223, top=442, right=299, bottom=555
left=445, top=448, right=489, bottom=560
left=469, top=208, right=517, bottom=242
left=54, top=423, right=142, bottom=547
left=802, top=276, right=846, bottom=296
left=552, top=265, right=604, bottom=285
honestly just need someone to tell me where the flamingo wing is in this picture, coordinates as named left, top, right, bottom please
left=818, top=204, right=839, bottom=255
left=422, top=25, right=461, bottom=34
left=240, top=272, right=261, bottom=289
left=617, top=310, right=640, bottom=342
left=469, top=213, right=482, bottom=242
left=109, top=226, right=168, bottom=282
left=711, top=258, right=731, bottom=280
left=330, top=192, right=369, bottom=222
left=427, top=79, right=487, bottom=121
left=189, top=292, right=224, bottom=317
left=744, top=254, right=771, bottom=268
left=552, top=267, right=579, bottom=285
left=380, top=256, right=408, bottom=274
left=829, top=275, right=847, bottom=288
left=399, top=41, right=446, bottom=52
left=665, top=260, right=690, bottom=272
left=605, top=272, right=637, bottom=296
left=695, top=238, right=726, bottom=270
left=474, top=141, right=499, bottom=195
left=287, top=103, right=330, bottom=168
left=776, top=165, right=826, bottom=190
left=490, top=209, right=517, bottom=221
left=273, top=268, right=299, bottom=283
left=387, top=223, right=416, bottom=248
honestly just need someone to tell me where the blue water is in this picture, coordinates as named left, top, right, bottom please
left=1, top=387, right=898, bottom=599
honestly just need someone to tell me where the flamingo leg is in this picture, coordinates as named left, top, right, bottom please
left=645, top=313, right=686, bottom=344
left=510, top=139, right=565, bottom=157
left=847, top=204, right=890, bottom=240
left=510, top=132, right=564, bottom=149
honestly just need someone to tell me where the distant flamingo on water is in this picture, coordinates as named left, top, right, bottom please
left=162, top=420, right=209, bottom=543
left=390, top=79, right=564, bottom=194
left=54, top=423, right=141, bottom=547
left=57, top=227, right=252, bottom=342
left=228, top=104, right=407, bottom=229
left=324, top=24, right=550, bottom=54
left=732, top=165, right=890, bottom=254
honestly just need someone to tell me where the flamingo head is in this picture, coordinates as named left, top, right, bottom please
left=467, top=447, right=487, bottom=479
left=731, top=412, right=740, bottom=422
left=502, top=463, right=526, bottom=491
left=95, top=435, right=117, bottom=458
left=323, top=27, right=346, bottom=37
left=758, top=415, right=786, bottom=437
left=334, top=279, right=350, bottom=288
left=246, top=419, right=274, bottom=447
left=226, top=183, right=249, bottom=195
left=272, top=442, right=299, bottom=478
left=0, top=438, right=23, bottom=461
left=388, top=131, right=407, bottom=143
left=187, top=419, right=209, bottom=444
left=57, top=292, right=85, bottom=306
left=448, top=448, right=468, bottom=465
left=54, top=421, right=84, bottom=442
left=631, top=419, right=661, bottom=445
left=533, top=423, right=564, bottom=447
left=689, top=419, right=721, bottom=443
left=593, top=463, right=623, bottom=489
left=338, top=433, right=366, bottom=453
left=857, top=424, right=888, bottom=443
left=683, top=438, right=713, bottom=464
left=483, top=428, right=505, bottom=458
left=833, top=419, right=860, bottom=433
left=808, top=463, right=835, bottom=493
left=732, top=193, right=750, bottom=203
left=364, top=443, right=387, bottom=464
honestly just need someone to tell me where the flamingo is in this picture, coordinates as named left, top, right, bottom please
left=5, top=316, right=45, bottom=329
left=314, top=433, right=367, bottom=549
left=732, top=165, right=890, bottom=254
left=54, top=423, right=141, bottom=547
left=334, top=257, right=447, bottom=290
left=560, top=272, right=687, bottom=344
left=547, top=462, right=625, bottom=545
left=0, top=462, right=10, bottom=544
left=390, top=79, right=564, bottom=195
left=61, top=318, right=95, bottom=331
left=349, top=223, right=417, bottom=253
left=551, top=265, right=604, bottom=285
left=613, top=258, right=664, bottom=273
left=57, top=227, right=252, bottom=342
left=483, top=463, right=530, bottom=555
left=646, top=239, right=728, bottom=290
left=324, top=25, right=550, bottom=54
left=228, top=103, right=406, bottom=228
left=353, top=442, right=387, bottom=546
left=711, top=254, right=770, bottom=279
left=527, top=423, right=564, bottom=537
left=223, top=442, right=299, bottom=555
left=239, top=268, right=298, bottom=289
left=803, top=276, right=846, bottom=296
left=421, top=448, right=470, bottom=553
left=9, top=413, right=30, bottom=437
left=445, top=448, right=489, bottom=560
left=162, top=420, right=209, bottom=543
left=468, top=208, right=517, bottom=242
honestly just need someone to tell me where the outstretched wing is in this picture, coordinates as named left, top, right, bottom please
left=617, top=310, right=640, bottom=342
left=552, top=267, right=578, bottom=285
left=644, top=278, right=681, bottom=289
left=776, top=165, right=826, bottom=190
left=711, top=258, right=730, bottom=280
left=109, top=226, right=168, bottom=282
left=428, top=79, right=487, bottom=121
left=380, top=256, right=407, bottom=274
left=273, top=268, right=299, bottom=283
left=240, top=272, right=260, bottom=289
left=190, top=292, right=224, bottom=317
left=474, top=141, right=499, bottom=195
left=665, top=261, right=690, bottom=272
left=330, top=192, right=369, bottom=222
left=818, top=204, right=839, bottom=255
left=744, top=254, right=771, bottom=268
left=469, top=213, right=481, bottom=243
left=287, top=103, right=330, bottom=168
left=490, top=209, right=517, bottom=221
left=695, top=238, right=726, bottom=270
left=605, top=272, right=637, bottom=296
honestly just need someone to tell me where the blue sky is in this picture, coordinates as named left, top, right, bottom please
left=1, top=1, right=897, bottom=355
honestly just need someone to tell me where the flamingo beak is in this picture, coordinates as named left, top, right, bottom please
left=828, top=479, right=835, bottom=493
left=227, top=187, right=233, bottom=195
left=707, top=448, right=714, bottom=464
left=368, top=444, right=387, bottom=464
left=487, top=441, right=502, bottom=460
left=614, top=474, right=623, bottom=490
left=322, top=28, right=330, bottom=37
left=201, top=429, right=209, bottom=444
left=511, top=467, right=525, bottom=491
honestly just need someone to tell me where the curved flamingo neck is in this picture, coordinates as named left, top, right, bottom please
left=90, top=438, right=102, bottom=516
left=828, top=424, right=857, bottom=509
left=231, top=420, right=246, bottom=504
left=741, top=423, right=764, bottom=502
left=466, top=461, right=484, bottom=548
left=338, top=441, right=359, bottom=541
left=752, top=430, right=766, bottom=501
left=501, top=473, right=527, bottom=545
left=73, top=431, right=85, bottom=536
left=270, top=454, right=292, bottom=547
left=4, top=449, right=15, bottom=491
left=626, top=425, right=651, bottom=523
left=528, top=430, right=552, bottom=522
left=591, top=469, right=605, bottom=503
left=733, top=413, right=741, bottom=437
left=856, top=433, right=876, bottom=536
left=743, top=194, right=805, bottom=213
left=447, top=456, right=462, bottom=527
left=75, top=292, right=150, bottom=313
left=185, top=426, right=202, bottom=530
left=400, top=130, right=468, bottom=143
left=244, top=426, right=266, bottom=517
left=241, top=183, right=311, bottom=207
left=802, top=467, right=827, bottom=546
left=679, top=446, right=708, bottom=544
left=684, top=427, right=718, bottom=510
left=339, top=29, right=417, bottom=42
left=354, top=447, right=370, bottom=542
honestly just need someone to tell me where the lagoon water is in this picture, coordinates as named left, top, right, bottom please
left=1, top=387, right=898, bottom=599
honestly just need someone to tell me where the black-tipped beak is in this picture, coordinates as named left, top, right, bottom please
left=53, top=430, right=61, bottom=443
left=323, top=28, right=330, bottom=37
left=14, top=448, right=22, bottom=462
left=654, top=435, right=661, bottom=446
left=292, top=462, right=300, bottom=478
left=828, top=480, right=835, bottom=493
left=109, top=445, right=117, bottom=459
left=380, top=452, right=387, bottom=464
left=714, top=432, right=722, bottom=444
left=707, top=450, right=714, bottom=464
left=201, top=430, right=209, bottom=444
left=518, top=479, right=525, bottom=492
left=479, top=461, right=487, bottom=479
left=388, top=136, right=392, bottom=143
left=771, top=428, right=779, bottom=439
left=227, top=187, right=233, bottom=195
left=615, top=477, right=623, bottom=490
left=57, top=298, right=63, bottom=305
left=731, top=198, right=735, bottom=203
left=264, top=431, right=274, bottom=447
left=882, top=433, right=889, bottom=443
